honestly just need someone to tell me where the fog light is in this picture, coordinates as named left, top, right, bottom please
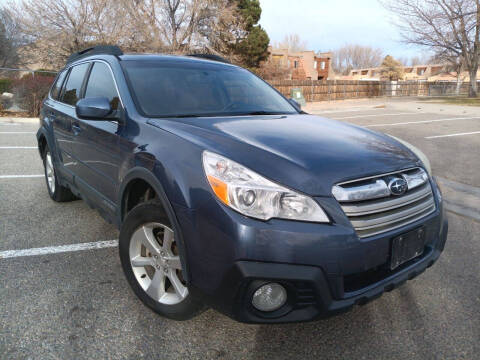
left=251, top=283, right=287, bottom=312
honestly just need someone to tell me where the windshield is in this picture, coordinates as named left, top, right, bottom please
left=121, top=60, right=298, bottom=118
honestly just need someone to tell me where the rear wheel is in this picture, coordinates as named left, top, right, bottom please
left=119, top=201, right=204, bottom=320
left=42, top=147, right=76, bottom=202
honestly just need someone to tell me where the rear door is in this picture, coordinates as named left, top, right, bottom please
left=54, top=62, right=91, bottom=178
left=69, top=61, right=123, bottom=204
left=46, top=69, right=70, bottom=170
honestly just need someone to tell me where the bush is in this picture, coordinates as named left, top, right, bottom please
left=12, top=74, right=55, bottom=116
left=255, top=61, right=292, bottom=80
left=33, top=69, right=58, bottom=77
left=0, top=78, right=12, bottom=93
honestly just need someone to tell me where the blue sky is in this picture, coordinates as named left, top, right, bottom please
left=259, top=0, right=425, bottom=58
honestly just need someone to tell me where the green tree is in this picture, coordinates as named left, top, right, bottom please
left=238, top=0, right=261, bottom=30
left=380, top=55, right=404, bottom=81
left=233, top=0, right=269, bottom=68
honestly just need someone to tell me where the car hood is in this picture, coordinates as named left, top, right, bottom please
left=148, top=114, right=420, bottom=196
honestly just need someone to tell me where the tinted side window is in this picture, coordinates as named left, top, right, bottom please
left=50, top=70, right=67, bottom=100
left=84, top=62, right=120, bottom=110
left=61, top=63, right=90, bottom=106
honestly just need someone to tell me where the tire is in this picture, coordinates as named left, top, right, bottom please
left=42, top=146, right=77, bottom=202
left=119, top=200, right=205, bottom=320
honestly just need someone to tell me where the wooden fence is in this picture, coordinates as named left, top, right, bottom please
left=269, top=80, right=469, bottom=102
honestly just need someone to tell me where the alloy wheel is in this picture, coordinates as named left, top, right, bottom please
left=129, top=222, right=188, bottom=305
left=45, top=152, right=56, bottom=193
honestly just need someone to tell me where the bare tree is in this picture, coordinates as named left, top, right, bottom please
left=6, top=0, right=256, bottom=69
left=0, top=9, right=23, bottom=70
left=433, top=50, right=466, bottom=94
left=121, top=0, right=217, bottom=52
left=396, top=56, right=410, bottom=66
left=382, top=0, right=480, bottom=97
left=275, top=34, right=308, bottom=52
left=6, top=0, right=129, bottom=69
left=332, top=44, right=383, bottom=74
left=193, top=1, right=253, bottom=64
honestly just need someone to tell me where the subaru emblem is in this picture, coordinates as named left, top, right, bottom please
left=388, top=178, right=408, bottom=196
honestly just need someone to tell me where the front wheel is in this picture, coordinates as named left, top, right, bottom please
left=119, top=200, right=205, bottom=320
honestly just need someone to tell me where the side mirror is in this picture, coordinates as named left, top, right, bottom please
left=76, top=97, right=112, bottom=120
left=288, top=98, right=301, bottom=111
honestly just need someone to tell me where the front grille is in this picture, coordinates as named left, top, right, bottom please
left=333, top=168, right=436, bottom=238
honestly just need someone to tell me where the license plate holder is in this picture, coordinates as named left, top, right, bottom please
left=390, top=227, right=426, bottom=270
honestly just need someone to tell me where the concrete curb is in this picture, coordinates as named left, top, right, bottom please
left=0, top=117, right=40, bottom=124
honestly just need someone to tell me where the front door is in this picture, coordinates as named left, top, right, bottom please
left=69, top=61, right=123, bottom=205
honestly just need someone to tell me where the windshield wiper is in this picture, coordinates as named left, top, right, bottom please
left=167, top=114, right=202, bottom=118
left=235, top=111, right=289, bottom=116
left=160, top=111, right=293, bottom=118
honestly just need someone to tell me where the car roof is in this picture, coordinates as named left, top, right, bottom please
left=119, top=53, right=236, bottom=66
left=67, top=53, right=236, bottom=69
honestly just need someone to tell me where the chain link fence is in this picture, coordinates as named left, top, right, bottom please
left=0, top=67, right=57, bottom=116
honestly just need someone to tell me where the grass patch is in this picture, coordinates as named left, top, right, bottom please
left=418, top=96, right=480, bottom=106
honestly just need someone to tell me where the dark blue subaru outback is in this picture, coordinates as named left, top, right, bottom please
left=37, top=46, right=448, bottom=323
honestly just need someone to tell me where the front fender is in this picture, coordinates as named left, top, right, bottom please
left=117, top=166, right=191, bottom=283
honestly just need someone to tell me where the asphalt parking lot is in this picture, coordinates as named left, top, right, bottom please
left=1, top=99, right=479, bottom=359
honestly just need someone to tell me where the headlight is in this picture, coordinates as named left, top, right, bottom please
left=202, top=151, right=329, bottom=222
left=388, top=135, right=432, bottom=175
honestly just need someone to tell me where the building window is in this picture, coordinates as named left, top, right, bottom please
left=314, top=61, right=317, bottom=69
left=294, top=60, right=299, bottom=69
left=321, top=61, right=325, bottom=70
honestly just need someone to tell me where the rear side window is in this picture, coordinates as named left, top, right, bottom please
left=84, top=62, right=120, bottom=110
left=61, top=63, right=90, bottom=106
left=50, top=70, right=67, bottom=100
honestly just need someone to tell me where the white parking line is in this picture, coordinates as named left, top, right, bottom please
left=331, top=113, right=412, bottom=120
left=425, top=131, right=480, bottom=139
left=0, top=146, right=37, bottom=149
left=0, top=240, right=119, bottom=259
left=0, top=132, right=36, bottom=134
left=0, top=123, right=20, bottom=126
left=366, top=116, right=480, bottom=127
left=0, top=175, right=43, bottom=179
left=437, top=176, right=480, bottom=197
left=314, top=107, right=382, bottom=114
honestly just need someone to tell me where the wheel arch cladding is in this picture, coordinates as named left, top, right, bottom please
left=118, top=167, right=191, bottom=283
left=36, top=128, right=51, bottom=159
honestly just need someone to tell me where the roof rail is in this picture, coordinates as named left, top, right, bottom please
left=187, top=53, right=230, bottom=64
left=67, top=45, right=123, bottom=64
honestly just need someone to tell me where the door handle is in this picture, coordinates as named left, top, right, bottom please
left=72, top=123, right=82, bottom=135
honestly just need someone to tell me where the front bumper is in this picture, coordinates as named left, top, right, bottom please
left=177, top=179, right=448, bottom=323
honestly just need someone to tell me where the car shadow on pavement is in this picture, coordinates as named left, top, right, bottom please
left=251, top=285, right=432, bottom=359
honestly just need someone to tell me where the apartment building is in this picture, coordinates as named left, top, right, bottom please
left=347, top=63, right=473, bottom=81
left=269, top=47, right=334, bottom=80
